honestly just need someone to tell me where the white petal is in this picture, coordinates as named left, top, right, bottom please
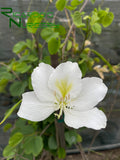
left=64, top=108, right=107, bottom=130
left=71, top=77, right=108, bottom=111
left=17, top=92, right=55, bottom=122
left=31, top=63, right=55, bottom=102
left=48, top=61, right=82, bottom=99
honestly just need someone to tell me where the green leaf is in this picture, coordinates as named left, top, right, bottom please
left=3, top=145, right=16, bottom=159
left=9, top=81, right=27, bottom=97
left=71, top=0, right=83, bottom=7
left=26, top=39, right=35, bottom=48
left=13, top=62, right=31, bottom=73
left=23, top=136, right=43, bottom=156
left=66, top=5, right=76, bottom=11
left=0, top=72, right=14, bottom=81
left=11, top=119, right=35, bottom=136
left=27, top=54, right=38, bottom=62
left=56, top=0, right=67, bottom=11
left=20, top=53, right=38, bottom=62
left=67, top=40, right=72, bottom=51
left=72, top=11, right=82, bottom=27
left=91, top=23, right=102, bottom=34
left=91, top=0, right=95, bottom=4
left=48, top=38, right=60, bottom=55
left=3, top=123, right=12, bottom=132
left=42, top=56, right=51, bottom=64
left=77, top=134, right=82, bottom=143
left=48, top=135, right=57, bottom=150
left=79, top=61, right=88, bottom=77
left=9, top=132, right=23, bottom=147
left=40, top=27, right=59, bottom=42
left=90, top=12, right=99, bottom=25
left=28, top=77, right=33, bottom=90
left=65, top=130, right=77, bottom=146
left=15, top=118, right=26, bottom=127
left=57, top=148, right=66, bottom=159
left=102, top=12, right=114, bottom=27
left=0, top=100, right=21, bottom=125
left=27, top=11, right=42, bottom=33
left=54, top=25, right=66, bottom=37
left=13, top=41, right=27, bottom=54
left=26, top=39, right=35, bottom=50
left=0, top=79, right=8, bottom=93
left=20, top=154, right=33, bottom=160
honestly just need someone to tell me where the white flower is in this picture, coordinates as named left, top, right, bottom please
left=17, top=61, right=108, bottom=130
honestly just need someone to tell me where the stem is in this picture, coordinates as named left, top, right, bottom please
left=32, top=34, right=42, bottom=60
left=52, top=10, right=59, bottom=23
left=62, top=0, right=89, bottom=60
left=15, top=154, right=29, bottom=160
left=27, top=0, right=33, bottom=12
left=88, top=131, right=99, bottom=155
left=65, top=9, right=71, bottom=28
left=91, top=49, right=113, bottom=71
left=0, top=62, right=21, bottom=81
left=40, top=123, right=52, bottom=136
left=72, top=25, right=76, bottom=55
left=76, top=143, right=88, bottom=160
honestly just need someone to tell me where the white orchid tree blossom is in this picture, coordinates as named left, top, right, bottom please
left=17, top=61, right=108, bottom=130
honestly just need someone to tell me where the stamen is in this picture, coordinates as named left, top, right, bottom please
left=54, top=92, right=72, bottom=119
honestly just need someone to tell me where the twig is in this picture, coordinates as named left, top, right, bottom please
left=76, top=143, right=89, bottom=160
left=27, top=0, right=33, bottom=12
left=32, top=34, right=42, bottom=60
left=33, top=156, right=35, bottom=160
left=40, top=123, right=52, bottom=136
left=0, top=62, right=21, bottom=81
left=88, top=131, right=99, bottom=155
left=65, top=9, right=71, bottom=28
left=52, top=10, right=59, bottom=23
left=15, top=154, right=29, bottom=160
left=62, top=0, right=89, bottom=60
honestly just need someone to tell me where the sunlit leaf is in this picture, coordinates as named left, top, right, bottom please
left=56, top=0, right=67, bottom=11
left=40, top=27, right=59, bottom=42
left=9, top=132, right=23, bottom=147
left=13, top=41, right=27, bottom=54
left=27, top=11, right=42, bottom=33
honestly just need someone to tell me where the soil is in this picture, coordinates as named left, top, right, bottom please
left=66, top=148, right=120, bottom=160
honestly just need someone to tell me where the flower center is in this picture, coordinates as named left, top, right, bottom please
left=54, top=78, right=73, bottom=119
left=54, top=94, right=71, bottom=119
left=55, top=78, right=73, bottom=98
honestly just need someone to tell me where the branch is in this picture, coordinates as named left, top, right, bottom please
left=52, top=10, right=59, bottom=23
left=0, top=62, right=21, bottom=81
left=32, top=34, right=42, bottom=60
left=62, top=0, right=89, bottom=60
left=40, top=123, right=52, bottom=136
